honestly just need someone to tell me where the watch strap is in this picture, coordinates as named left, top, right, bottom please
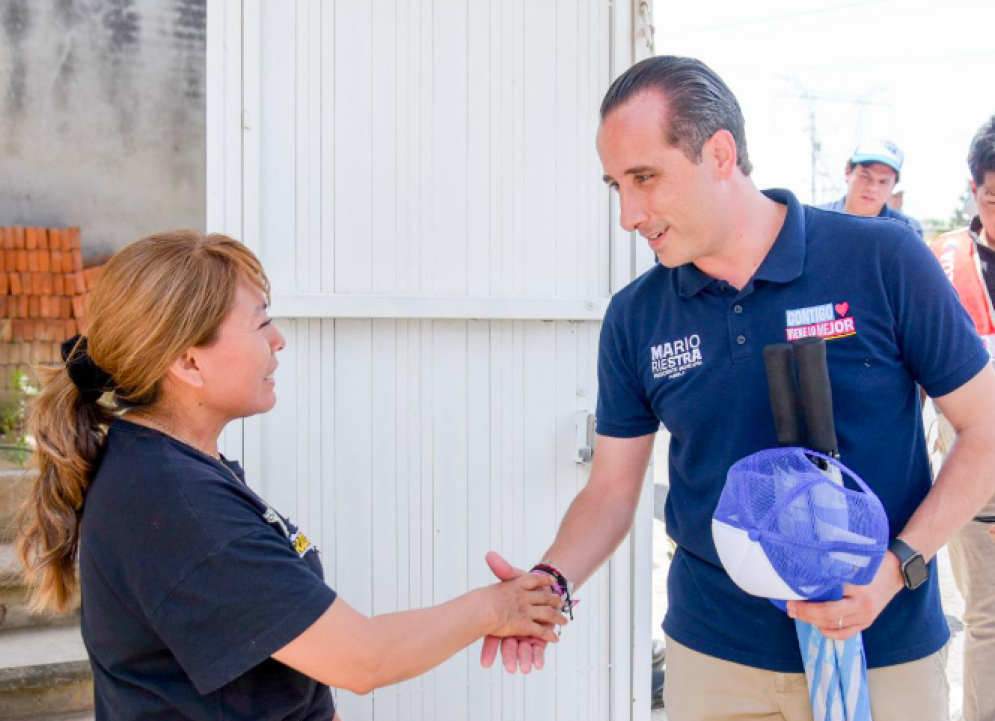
left=888, top=537, right=917, bottom=565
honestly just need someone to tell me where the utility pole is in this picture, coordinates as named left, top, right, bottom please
left=777, top=77, right=892, bottom=205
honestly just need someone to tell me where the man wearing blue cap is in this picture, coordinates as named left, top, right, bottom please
left=482, top=56, right=995, bottom=721
left=820, top=139, right=924, bottom=239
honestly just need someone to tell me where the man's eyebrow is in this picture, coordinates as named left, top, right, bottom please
left=603, top=166, right=657, bottom=184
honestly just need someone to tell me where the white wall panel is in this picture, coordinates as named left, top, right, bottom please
left=247, top=319, right=611, bottom=720
left=248, top=0, right=611, bottom=301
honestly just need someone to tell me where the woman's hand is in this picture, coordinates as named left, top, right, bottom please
left=482, top=572, right=567, bottom=644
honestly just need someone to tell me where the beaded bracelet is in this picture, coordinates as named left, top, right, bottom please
left=530, top=562, right=578, bottom=620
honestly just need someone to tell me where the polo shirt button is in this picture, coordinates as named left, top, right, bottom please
left=733, top=304, right=743, bottom=314
left=736, top=335, right=746, bottom=345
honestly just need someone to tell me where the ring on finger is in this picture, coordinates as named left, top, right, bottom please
left=837, top=615, right=844, bottom=630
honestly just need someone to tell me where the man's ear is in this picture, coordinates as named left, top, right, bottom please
left=165, top=349, right=206, bottom=390
left=971, top=179, right=979, bottom=197
left=707, top=129, right=738, bottom=179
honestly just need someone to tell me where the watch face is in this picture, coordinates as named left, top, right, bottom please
left=905, top=556, right=930, bottom=590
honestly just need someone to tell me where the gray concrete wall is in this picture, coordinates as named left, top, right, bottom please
left=0, top=0, right=206, bottom=259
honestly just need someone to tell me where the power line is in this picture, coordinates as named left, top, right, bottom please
left=682, top=0, right=904, bottom=32
left=801, top=50, right=995, bottom=71
left=679, top=0, right=989, bottom=33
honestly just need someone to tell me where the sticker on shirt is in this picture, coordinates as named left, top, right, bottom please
left=263, top=506, right=318, bottom=559
left=785, top=302, right=856, bottom=341
left=650, top=334, right=703, bottom=379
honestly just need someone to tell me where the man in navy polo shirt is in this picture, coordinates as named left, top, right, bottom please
left=483, top=56, right=995, bottom=721
left=820, top=138, right=925, bottom=239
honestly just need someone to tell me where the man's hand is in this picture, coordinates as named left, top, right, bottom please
left=786, top=552, right=905, bottom=641
left=479, top=551, right=550, bottom=674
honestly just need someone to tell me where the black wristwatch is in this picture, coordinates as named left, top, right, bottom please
left=889, top=538, right=929, bottom=590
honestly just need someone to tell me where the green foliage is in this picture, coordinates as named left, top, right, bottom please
left=925, top=188, right=975, bottom=238
left=0, top=369, right=38, bottom=466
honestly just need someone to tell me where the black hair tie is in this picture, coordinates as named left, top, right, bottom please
left=61, top=335, right=115, bottom=404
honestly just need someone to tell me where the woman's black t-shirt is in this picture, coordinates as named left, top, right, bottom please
left=79, top=419, right=337, bottom=720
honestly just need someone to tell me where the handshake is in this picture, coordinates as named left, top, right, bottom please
left=477, top=551, right=574, bottom=674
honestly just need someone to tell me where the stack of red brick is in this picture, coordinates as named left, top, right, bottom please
left=0, top=227, right=104, bottom=391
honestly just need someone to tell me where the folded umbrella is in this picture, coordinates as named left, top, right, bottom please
left=711, top=338, right=888, bottom=721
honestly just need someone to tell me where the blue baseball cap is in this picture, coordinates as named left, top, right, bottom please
left=850, top=138, right=904, bottom=175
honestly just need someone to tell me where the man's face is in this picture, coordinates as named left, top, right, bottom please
left=974, top=171, right=995, bottom=245
left=596, top=91, right=722, bottom=268
left=844, top=162, right=898, bottom=216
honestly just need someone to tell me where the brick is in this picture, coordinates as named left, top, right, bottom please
left=30, top=273, right=42, bottom=295
left=47, top=228, right=61, bottom=252
left=66, top=227, right=81, bottom=250
left=62, top=297, right=72, bottom=319
left=0, top=227, right=10, bottom=250
left=38, top=248, right=50, bottom=272
left=0, top=296, right=6, bottom=317
left=27, top=249, right=39, bottom=272
left=71, top=250, right=83, bottom=272
left=50, top=250, right=63, bottom=273
left=12, top=227, right=25, bottom=249
left=12, top=319, right=24, bottom=342
left=53, top=274, right=64, bottom=296
left=41, top=272, right=53, bottom=295
left=25, top=227, right=37, bottom=250
left=83, top=265, right=103, bottom=289
left=72, top=295, right=86, bottom=319
left=73, top=272, right=86, bottom=295
left=39, top=320, right=58, bottom=341
left=8, top=272, right=22, bottom=295
left=0, top=249, right=4, bottom=272
left=28, top=296, right=40, bottom=318
left=0, top=273, right=7, bottom=295
left=65, top=319, right=77, bottom=337
left=39, top=296, right=51, bottom=319
left=0, top=320, right=11, bottom=342
left=39, top=227, right=51, bottom=250
left=5, top=250, right=15, bottom=270
left=15, top=250, right=28, bottom=272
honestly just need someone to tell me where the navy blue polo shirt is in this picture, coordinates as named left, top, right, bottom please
left=597, top=189, right=988, bottom=671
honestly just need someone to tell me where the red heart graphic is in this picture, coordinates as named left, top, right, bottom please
left=835, top=302, right=849, bottom=317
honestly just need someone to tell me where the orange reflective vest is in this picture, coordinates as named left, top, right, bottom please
left=929, top=228, right=995, bottom=337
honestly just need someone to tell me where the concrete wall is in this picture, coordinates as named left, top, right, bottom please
left=0, top=0, right=206, bottom=259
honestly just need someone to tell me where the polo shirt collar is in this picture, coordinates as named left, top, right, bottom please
left=676, top=188, right=806, bottom=297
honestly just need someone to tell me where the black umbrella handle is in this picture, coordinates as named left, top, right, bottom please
left=794, top=336, right=839, bottom=457
left=763, top=343, right=803, bottom=447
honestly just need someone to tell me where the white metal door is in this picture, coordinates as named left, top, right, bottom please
left=207, top=1, right=655, bottom=719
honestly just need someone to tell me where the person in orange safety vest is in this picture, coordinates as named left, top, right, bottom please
left=928, top=114, right=995, bottom=721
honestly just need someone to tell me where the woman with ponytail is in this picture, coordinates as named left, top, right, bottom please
left=15, top=231, right=564, bottom=721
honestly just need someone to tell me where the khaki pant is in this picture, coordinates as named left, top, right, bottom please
left=663, top=635, right=949, bottom=721
left=938, top=413, right=995, bottom=721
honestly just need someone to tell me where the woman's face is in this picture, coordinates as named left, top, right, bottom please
left=195, top=279, right=285, bottom=421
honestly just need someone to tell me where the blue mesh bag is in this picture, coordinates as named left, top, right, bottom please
left=713, top=447, right=889, bottom=602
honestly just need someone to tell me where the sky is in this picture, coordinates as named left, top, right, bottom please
left=652, top=0, right=994, bottom=223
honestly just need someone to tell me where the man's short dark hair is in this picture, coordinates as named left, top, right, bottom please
left=600, top=55, right=753, bottom=176
left=968, top=115, right=995, bottom=186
